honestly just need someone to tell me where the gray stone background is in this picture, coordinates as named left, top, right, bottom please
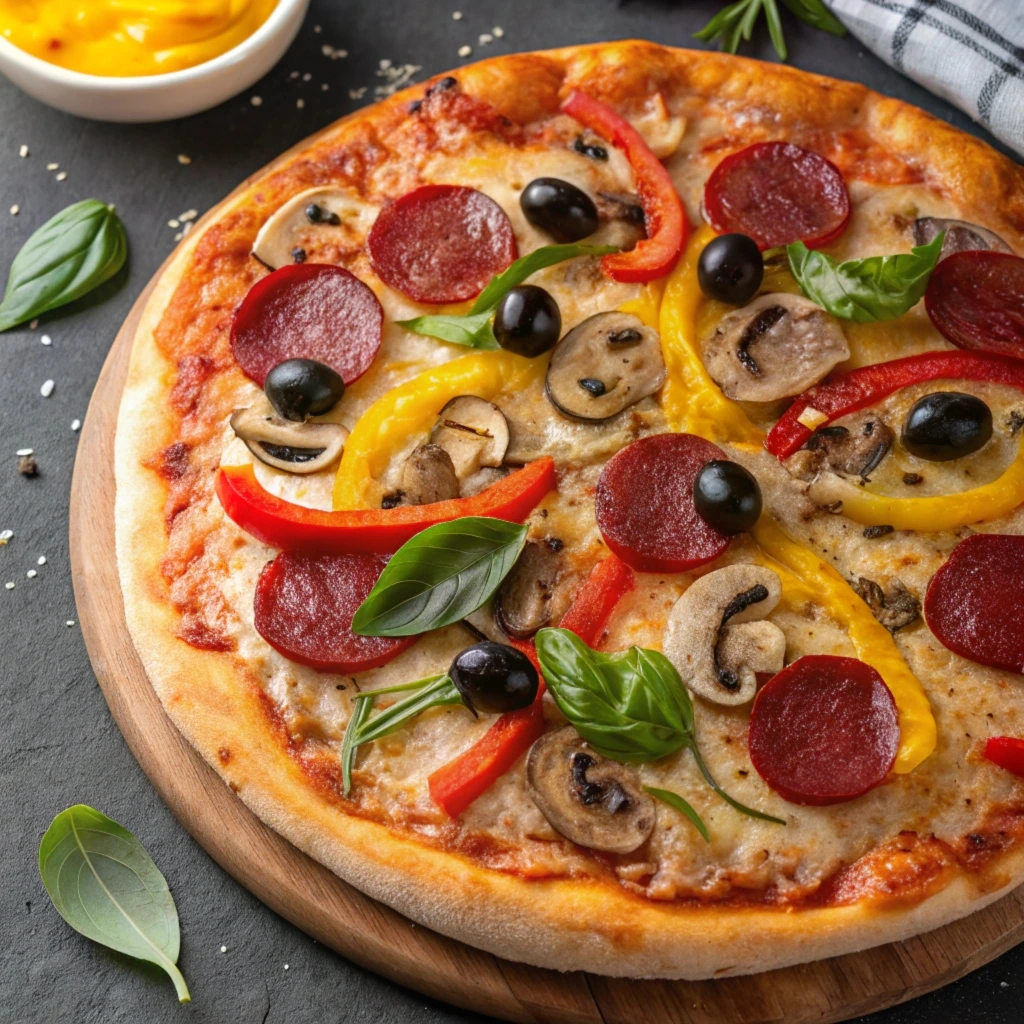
left=0, top=1, right=1019, bottom=1021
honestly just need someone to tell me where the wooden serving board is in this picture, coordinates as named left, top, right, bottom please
left=70, top=199, right=1024, bottom=1024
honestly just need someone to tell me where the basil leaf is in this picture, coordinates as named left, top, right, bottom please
left=352, top=517, right=528, bottom=637
left=786, top=233, right=943, bottom=323
left=0, top=200, right=128, bottom=332
left=535, top=628, right=694, bottom=763
left=645, top=787, right=711, bottom=842
left=38, top=805, right=190, bottom=1003
left=395, top=310, right=499, bottom=350
left=690, top=746, right=787, bottom=826
left=396, top=242, right=617, bottom=348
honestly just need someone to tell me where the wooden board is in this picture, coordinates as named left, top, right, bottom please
left=69, top=196, right=1024, bottom=1024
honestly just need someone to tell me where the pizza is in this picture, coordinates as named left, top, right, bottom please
left=113, top=41, right=1024, bottom=980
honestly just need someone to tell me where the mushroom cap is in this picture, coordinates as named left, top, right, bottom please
left=526, top=727, right=655, bottom=854
left=912, top=216, right=1013, bottom=261
left=400, top=444, right=460, bottom=505
left=429, top=396, right=510, bottom=481
left=663, top=564, right=785, bottom=706
left=229, top=403, right=347, bottom=475
left=702, top=293, right=850, bottom=403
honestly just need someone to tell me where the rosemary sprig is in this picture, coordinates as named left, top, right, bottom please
left=694, top=0, right=845, bottom=62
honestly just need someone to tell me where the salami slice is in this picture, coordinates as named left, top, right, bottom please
left=254, top=551, right=416, bottom=673
left=925, top=251, right=1024, bottom=359
left=367, top=184, right=517, bottom=304
left=231, top=264, right=383, bottom=387
left=704, top=142, right=851, bottom=251
left=924, top=533, right=1024, bottom=673
left=595, top=434, right=731, bottom=573
left=748, top=655, right=899, bottom=806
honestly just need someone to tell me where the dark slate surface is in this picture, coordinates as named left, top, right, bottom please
left=0, top=1, right=1018, bottom=1021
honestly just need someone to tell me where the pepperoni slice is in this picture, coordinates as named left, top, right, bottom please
left=254, top=551, right=416, bottom=673
left=595, top=434, right=731, bottom=573
left=748, top=656, right=899, bottom=806
left=924, top=533, right=1024, bottom=673
left=704, top=142, right=851, bottom=251
left=231, top=264, right=383, bottom=387
left=367, top=184, right=517, bottom=304
left=925, top=251, right=1024, bottom=359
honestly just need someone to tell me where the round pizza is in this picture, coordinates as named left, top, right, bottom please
left=114, top=41, right=1024, bottom=979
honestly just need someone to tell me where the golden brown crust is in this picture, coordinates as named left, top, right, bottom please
left=115, top=41, right=1024, bottom=979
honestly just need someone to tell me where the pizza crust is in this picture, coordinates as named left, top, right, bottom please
left=114, top=41, right=1024, bottom=979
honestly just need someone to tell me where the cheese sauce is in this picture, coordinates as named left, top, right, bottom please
left=0, top=0, right=278, bottom=76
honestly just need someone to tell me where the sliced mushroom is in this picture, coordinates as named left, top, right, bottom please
left=251, top=186, right=378, bottom=270
left=912, top=217, right=1013, bottom=261
left=400, top=444, right=460, bottom=505
left=230, top=403, right=347, bottom=475
left=526, top=727, right=655, bottom=854
left=852, top=576, right=921, bottom=634
left=546, top=312, right=666, bottom=422
left=429, top=396, right=510, bottom=482
left=630, top=93, right=686, bottom=160
left=462, top=599, right=507, bottom=644
left=785, top=413, right=894, bottom=482
left=663, top=565, right=785, bottom=706
left=702, top=294, right=850, bottom=403
left=495, top=540, right=564, bottom=639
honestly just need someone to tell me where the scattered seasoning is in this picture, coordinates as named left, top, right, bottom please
left=177, top=154, right=192, bottom=165
left=321, top=83, right=329, bottom=91
left=349, top=87, right=367, bottom=100
left=55, top=171, right=67, bottom=182
left=0, top=529, right=12, bottom=543
left=374, top=61, right=421, bottom=97
left=10, top=204, right=19, bottom=216
left=71, top=419, right=81, bottom=431
left=902, top=472, right=924, bottom=485
left=18, top=455, right=38, bottom=476
left=479, top=33, right=493, bottom=45
left=46, top=162, right=58, bottom=171
left=5, top=582, right=14, bottom=591
left=458, top=45, right=472, bottom=57
left=19, top=144, right=28, bottom=158
left=862, top=525, right=895, bottom=539
left=296, top=99, right=305, bottom=109
left=180, top=209, right=197, bottom=222
left=452, top=10, right=463, bottom=19
left=66, top=620, right=75, bottom=627
left=219, top=945, right=227, bottom=953
left=303, top=72, right=312, bottom=81
left=29, top=319, right=38, bottom=329
left=168, top=219, right=180, bottom=229
left=37, top=556, right=46, bottom=565
left=40, top=379, right=55, bottom=398
left=26, top=569, right=37, bottom=579
left=15, top=448, right=32, bottom=457
left=250, top=95, right=263, bottom=107
left=283, top=964, right=290, bottom=971
left=493, top=26, right=505, bottom=37
left=290, top=70, right=300, bottom=79
left=40, top=334, right=51, bottom=346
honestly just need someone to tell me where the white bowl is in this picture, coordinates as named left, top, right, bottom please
left=0, top=0, right=310, bottom=123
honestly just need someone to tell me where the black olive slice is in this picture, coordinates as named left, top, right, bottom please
left=545, top=312, right=666, bottom=422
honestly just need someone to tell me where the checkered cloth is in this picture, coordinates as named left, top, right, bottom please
left=827, top=0, right=1024, bottom=157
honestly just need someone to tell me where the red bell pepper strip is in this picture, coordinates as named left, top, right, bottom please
left=766, top=351, right=1024, bottom=461
left=560, top=89, right=687, bottom=283
left=984, top=736, right=1024, bottom=778
left=216, top=457, right=556, bottom=555
left=428, top=556, right=636, bottom=817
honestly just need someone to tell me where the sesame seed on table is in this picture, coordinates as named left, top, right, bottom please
left=0, top=2, right=1018, bottom=1023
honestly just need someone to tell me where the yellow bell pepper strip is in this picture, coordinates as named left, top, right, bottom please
left=752, top=518, right=936, bottom=774
left=658, top=225, right=765, bottom=449
left=332, top=351, right=545, bottom=510
left=806, top=441, right=1024, bottom=531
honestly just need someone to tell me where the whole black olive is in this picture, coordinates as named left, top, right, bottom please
left=901, top=392, right=993, bottom=461
left=450, top=641, right=539, bottom=715
left=493, top=285, right=561, bottom=357
left=520, top=177, right=599, bottom=243
left=697, top=233, right=764, bottom=306
left=693, top=460, right=762, bottom=534
left=264, top=358, right=345, bottom=422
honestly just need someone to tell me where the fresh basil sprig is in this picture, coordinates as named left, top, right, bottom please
left=396, top=242, right=617, bottom=350
left=786, top=233, right=944, bottom=323
left=38, top=805, right=190, bottom=1003
left=0, top=200, right=128, bottom=332
left=535, top=628, right=786, bottom=826
left=341, top=676, right=461, bottom=795
left=695, top=0, right=845, bottom=61
left=352, top=517, right=527, bottom=637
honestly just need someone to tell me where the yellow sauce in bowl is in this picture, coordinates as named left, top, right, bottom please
left=0, top=0, right=279, bottom=77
